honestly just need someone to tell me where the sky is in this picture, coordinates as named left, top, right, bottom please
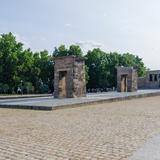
left=0, top=0, right=160, bottom=69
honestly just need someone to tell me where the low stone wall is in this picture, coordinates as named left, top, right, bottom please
left=138, top=77, right=146, bottom=89
left=138, top=70, right=160, bottom=89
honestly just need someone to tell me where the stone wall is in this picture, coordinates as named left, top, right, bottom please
left=73, top=59, right=86, bottom=97
left=117, top=67, right=138, bottom=92
left=138, top=70, right=160, bottom=89
left=54, top=56, right=86, bottom=98
left=138, top=77, right=146, bottom=89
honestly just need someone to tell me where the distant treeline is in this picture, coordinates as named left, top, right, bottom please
left=0, top=33, right=146, bottom=94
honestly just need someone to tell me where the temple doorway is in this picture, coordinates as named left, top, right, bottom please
left=58, top=71, right=67, bottom=98
left=120, top=74, right=127, bottom=92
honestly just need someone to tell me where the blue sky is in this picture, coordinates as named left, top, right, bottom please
left=0, top=0, right=160, bottom=69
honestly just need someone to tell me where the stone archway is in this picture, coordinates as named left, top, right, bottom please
left=117, top=67, right=137, bottom=92
left=54, top=56, right=86, bottom=98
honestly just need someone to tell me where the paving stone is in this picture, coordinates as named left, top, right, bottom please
left=0, top=96, right=160, bottom=159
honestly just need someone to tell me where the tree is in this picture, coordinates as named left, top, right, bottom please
left=68, top=45, right=83, bottom=57
left=31, top=50, right=54, bottom=93
left=0, top=32, right=23, bottom=92
left=119, top=53, right=146, bottom=77
left=53, top=45, right=68, bottom=57
left=85, top=49, right=146, bottom=89
left=53, top=44, right=83, bottom=57
left=85, top=48, right=109, bottom=88
left=0, top=32, right=147, bottom=94
left=0, top=32, right=54, bottom=94
left=16, top=48, right=34, bottom=86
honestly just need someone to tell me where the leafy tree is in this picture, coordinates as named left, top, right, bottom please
left=119, top=53, right=146, bottom=77
left=53, top=44, right=83, bottom=57
left=85, top=48, right=109, bottom=88
left=31, top=50, right=54, bottom=93
left=0, top=83, right=10, bottom=94
left=53, top=45, right=68, bottom=57
left=0, top=32, right=147, bottom=94
left=16, top=48, right=34, bottom=86
left=68, top=45, right=83, bottom=57
left=23, top=82, right=34, bottom=94
left=0, top=32, right=23, bottom=91
left=0, top=33, right=54, bottom=94
left=85, top=49, right=146, bottom=89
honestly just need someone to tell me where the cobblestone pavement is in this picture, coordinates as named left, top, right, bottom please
left=0, top=96, right=160, bottom=160
left=128, top=134, right=160, bottom=160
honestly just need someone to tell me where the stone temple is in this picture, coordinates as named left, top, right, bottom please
left=117, top=66, right=138, bottom=92
left=54, top=56, right=86, bottom=98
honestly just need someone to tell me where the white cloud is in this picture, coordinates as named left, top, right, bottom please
left=13, top=33, right=30, bottom=49
left=64, top=23, right=72, bottom=27
left=75, top=40, right=106, bottom=53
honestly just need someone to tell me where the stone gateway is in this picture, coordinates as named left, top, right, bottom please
left=117, top=67, right=138, bottom=92
left=54, top=56, right=86, bottom=98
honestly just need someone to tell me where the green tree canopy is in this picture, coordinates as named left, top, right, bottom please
left=0, top=32, right=147, bottom=94
left=0, top=32, right=23, bottom=92
left=85, top=48, right=146, bottom=89
left=53, top=44, right=83, bottom=57
left=0, top=33, right=54, bottom=94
